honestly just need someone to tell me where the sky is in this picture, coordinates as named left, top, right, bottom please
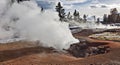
left=36, top=0, right=120, bottom=17
left=36, top=0, right=120, bottom=5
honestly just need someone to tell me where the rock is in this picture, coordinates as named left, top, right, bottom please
left=66, top=40, right=110, bottom=58
left=67, top=40, right=89, bottom=57
left=97, top=46, right=109, bottom=54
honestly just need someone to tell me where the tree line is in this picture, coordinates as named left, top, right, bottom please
left=55, top=2, right=89, bottom=22
left=56, top=2, right=120, bottom=24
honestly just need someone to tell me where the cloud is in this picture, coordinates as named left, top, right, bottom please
left=61, top=0, right=87, bottom=4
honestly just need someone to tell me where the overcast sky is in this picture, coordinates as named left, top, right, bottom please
left=36, top=0, right=120, bottom=17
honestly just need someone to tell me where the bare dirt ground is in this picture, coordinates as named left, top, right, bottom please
left=0, top=29, right=120, bottom=65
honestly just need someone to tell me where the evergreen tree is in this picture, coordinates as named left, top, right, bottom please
left=56, top=2, right=66, bottom=21
left=110, top=8, right=118, bottom=15
left=77, top=12, right=80, bottom=19
left=97, top=18, right=100, bottom=23
left=11, top=0, right=14, bottom=3
left=73, top=10, right=80, bottom=21
left=93, top=15, right=96, bottom=22
left=41, top=7, right=44, bottom=12
left=67, top=12, right=70, bottom=19
left=56, top=2, right=63, bottom=13
left=103, top=14, right=108, bottom=23
left=59, top=9, right=66, bottom=21
left=67, top=12, right=71, bottom=20
left=73, top=10, right=77, bottom=17
left=17, top=0, right=30, bottom=3
left=17, top=0, right=22, bottom=3
left=83, top=14, right=87, bottom=22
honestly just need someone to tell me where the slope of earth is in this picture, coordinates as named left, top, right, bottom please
left=0, top=28, right=120, bottom=65
left=0, top=41, right=79, bottom=65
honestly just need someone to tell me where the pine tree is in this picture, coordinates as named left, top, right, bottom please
left=41, top=7, right=44, bottom=12
left=103, top=14, right=108, bottom=24
left=67, top=12, right=72, bottom=20
left=11, top=0, right=14, bottom=3
left=83, top=14, right=87, bottom=22
left=93, top=15, right=96, bottom=22
left=110, top=8, right=118, bottom=15
left=73, top=10, right=77, bottom=17
left=67, top=12, right=70, bottom=19
left=17, top=0, right=30, bottom=3
left=56, top=2, right=63, bottom=13
left=97, top=18, right=100, bottom=23
left=73, top=10, right=80, bottom=21
left=56, top=2, right=66, bottom=21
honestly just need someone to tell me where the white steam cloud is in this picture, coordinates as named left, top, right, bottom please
left=0, top=0, right=79, bottom=50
